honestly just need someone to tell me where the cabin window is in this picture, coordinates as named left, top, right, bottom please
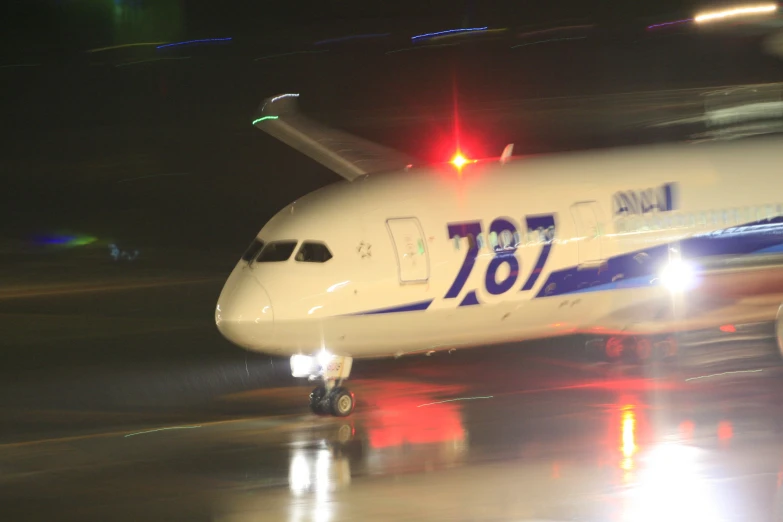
left=256, top=241, right=297, bottom=262
left=488, top=231, right=499, bottom=250
left=295, top=242, right=333, bottom=263
left=499, top=230, right=514, bottom=250
left=466, top=233, right=477, bottom=251
left=241, top=238, right=265, bottom=262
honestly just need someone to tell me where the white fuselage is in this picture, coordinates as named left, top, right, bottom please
left=215, top=136, right=783, bottom=358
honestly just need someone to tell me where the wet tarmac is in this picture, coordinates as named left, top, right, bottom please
left=4, top=344, right=783, bottom=520
left=2, top=278, right=783, bottom=521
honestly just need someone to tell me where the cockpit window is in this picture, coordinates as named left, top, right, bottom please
left=295, top=242, right=333, bottom=263
left=255, top=241, right=297, bottom=262
left=241, top=238, right=265, bottom=262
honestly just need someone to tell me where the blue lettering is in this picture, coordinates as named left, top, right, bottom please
left=485, top=218, right=520, bottom=295
left=520, top=214, right=556, bottom=291
left=445, top=221, right=483, bottom=299
left=613, top=182, right=678, bottom=217
left=446, top=213, right=558, bottom=303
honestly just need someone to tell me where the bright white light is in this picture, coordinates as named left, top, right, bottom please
left=289, top=451, right=311, bottom=495
left=317, top=348, right=332, bottom=368
left=621, top=444, right=719, bottom=522
left=695, top=4, right=778, bottom=23
left=291, top=354, right=317, bottom=378
left=659, top=259, right=697, bottom=292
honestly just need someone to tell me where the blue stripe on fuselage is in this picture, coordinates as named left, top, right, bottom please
left=350, top=218, right=783, bottom=314
left=536, top=218, right=783, bottom=297
left=352, top=299, right=433, bottom=315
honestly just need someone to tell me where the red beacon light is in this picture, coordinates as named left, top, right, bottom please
left=450, top=152, right=469, bottom=168
left=447, top=144, right=514, bottom=171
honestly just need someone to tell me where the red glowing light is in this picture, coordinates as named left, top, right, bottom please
left=720, top=324, right=736, bottom=333
left=718, top=420, right=733, bottom=441
left=451, top=152, right=468, bottom=168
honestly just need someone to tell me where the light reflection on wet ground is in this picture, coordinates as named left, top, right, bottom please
left=3, top=347, right=783, bottom=521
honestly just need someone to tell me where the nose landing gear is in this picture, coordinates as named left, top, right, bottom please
left=310, top=385, right=355, bottom=417
left=292, top=353, right=355, bottom=417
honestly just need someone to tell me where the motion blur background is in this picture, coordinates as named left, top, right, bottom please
left=3, top=1, right=783, bottom=520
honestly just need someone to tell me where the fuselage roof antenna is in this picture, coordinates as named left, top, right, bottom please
left=500, top=143, right=514, bottom=165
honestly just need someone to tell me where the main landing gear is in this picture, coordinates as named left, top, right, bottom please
left=585, top=334, right=678, bottom=363
left=291, top=352, right=355, bottom=417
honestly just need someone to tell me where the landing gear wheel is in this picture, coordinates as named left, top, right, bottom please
left=605, top=336, right=624, bottom=360
left=309, top=386, right=328, bottom=415
left=635, top=337, right=652, bottom=361
left=329, top=387, right=355, bottom=417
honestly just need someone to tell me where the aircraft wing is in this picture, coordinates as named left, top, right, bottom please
left=252, top=93, right=417, bottom=181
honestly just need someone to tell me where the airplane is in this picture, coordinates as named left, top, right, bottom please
left=216, top=91, right=783, bottom=417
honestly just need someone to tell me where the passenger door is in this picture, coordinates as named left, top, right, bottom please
left=570, top=201, right=606, bottom=267
left=386, top=217, right=429, bottom=284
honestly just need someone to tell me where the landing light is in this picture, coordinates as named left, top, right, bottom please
left=659, top=260, right=697, bottom=293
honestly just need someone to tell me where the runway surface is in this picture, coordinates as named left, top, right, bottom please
left=2, top=277, right=783, bottom=521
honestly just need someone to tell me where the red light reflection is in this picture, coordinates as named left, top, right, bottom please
left=679, top=419, right=695, bottom=441
left=718, top=420, right=733, bottom=441
left=355, top=380, right=467, bottom=450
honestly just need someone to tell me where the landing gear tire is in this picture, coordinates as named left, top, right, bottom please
left=605, top=336, right=624, bottom=360
left=329, top=387, right=355, bottom=417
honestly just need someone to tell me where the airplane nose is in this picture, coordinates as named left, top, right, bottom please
left=215, top=271, right=274, bottom=350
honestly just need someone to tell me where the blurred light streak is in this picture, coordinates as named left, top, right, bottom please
left=430, top=27, right=508, bottom=41
left=412, top=27, right=488, bottom=41
left=647, top=18, right=693, bottom=30
left=695, top=4, right=778, bottom=23
left=685, top=369, right=762, bottom=381
left=417, top=395, right=492, bottom=407
left=386, top=43, right=459, bottom=54
left=517, top=25, right=594, bottom=37
left=252, top=116, right=279, bottom=125
left=269, top=93, right=299, bottom=104
left=314, top=33, right=390, bottom=45
left=115, top=57, right=191, bottom=67
left=254, top=50, right=328, bottom=61
left=511, top=36, right=586, bottom=48
left=34, top=234, right=97, bottom=247
left=87, top=42, right=167, bottom=53
left=157, top=38, right=232, bottom=49
left=124, top=425, right=201, bottom=437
